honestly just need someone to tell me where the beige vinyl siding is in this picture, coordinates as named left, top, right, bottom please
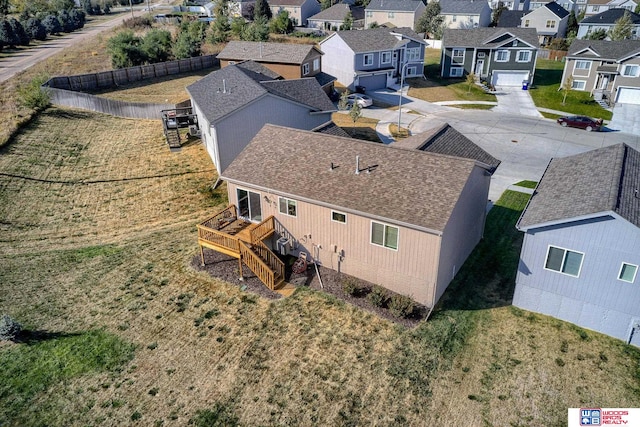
left=615, top=56, right=640, bottom=92
left=365, top=9, right=422, bottom=30
left=227, top=182, right=442, bottom=306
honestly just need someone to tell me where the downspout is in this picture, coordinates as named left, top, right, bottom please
left=471, top=47, right=477, bottom=77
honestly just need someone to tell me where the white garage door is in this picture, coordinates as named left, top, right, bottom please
left=616, top=87, right=640, bottom=105
left=492, top=71, right=529, bottom=87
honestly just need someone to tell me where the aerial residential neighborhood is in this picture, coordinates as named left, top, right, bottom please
left=0, top=0, right=639, bottom=425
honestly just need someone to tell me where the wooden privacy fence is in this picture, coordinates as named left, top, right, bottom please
left=538, top=49, right=567, bottom=61
left=43, top=55, right=219, bottom=119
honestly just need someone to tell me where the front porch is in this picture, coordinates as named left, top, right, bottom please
left=197, top=205, right=286, bottom=291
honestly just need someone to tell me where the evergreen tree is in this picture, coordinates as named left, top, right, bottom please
left=567, top=10, right=578, bottom=34
left=9, top=18, right=30, bottom=45
left=70, top=9, right=86, bottom=30
left=57, top=9, right=74, bottom=32
left=270, top=9, right=293, bottom=33
left=0, top=0, right=9, bottom=16
left=230, top=16, right=246, bottom=37
left=42, top=14, right=62, bottom=35
left=254, top=0, right=271, bottom=20
left=0, top=19, right=19, bottom=48
left=107, top=30, right=144, bottom=68
left=25, top=17, right=47, bottom=41
left=608, top=10, right=633, bottom=40
left=172, top=29, right=201, bottom=59
left=417, top=1, right=443, bottom=37
left=586, top=28, right=606, bottom=40
left=491, top=1, right=508, bottom=27
left=241, top=15, right=269, bottom=41
left=340, top=10, right=353, bottom=30
left=141, top=28, right=172, bottom=62
left=209, top=0, right=231, bottom=43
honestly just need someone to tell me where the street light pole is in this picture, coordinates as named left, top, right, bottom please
left=397, top=62, right=410, bottom=132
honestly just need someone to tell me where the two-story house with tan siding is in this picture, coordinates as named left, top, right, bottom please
left=440, top=0, right=492, bottom=29
left=197, top=124, right=500, bottom=308
left=560, top=39, right=640, bottom=106
left=364, top=0, right=426, bottom=31
left=268, top=0, right=321, bottom=25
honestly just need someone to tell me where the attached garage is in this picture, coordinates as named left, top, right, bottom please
left=491, top=71, right=530, bottom=87
left=616, top=87, right=640, bottom=105
left=356, top=73, right=388, bottom=91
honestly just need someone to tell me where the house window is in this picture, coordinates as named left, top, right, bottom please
left=237, top=188, right=262, bottom=222
left=388, top=11, right=394, bottom=18
left=478, top=52, right=485, bottom=58
left=452, top=48, right=465, bottom=64
left=331, top=211, right=346, bottom=224
left=495, top=50, right=509, bottom=62
left=524, top=19, right=530, bottom=27
left=381, top=51, right=392, bottom=64
left=302, top=63, right=310, bottom=75
left=619, top=263, right=638, bottom=283
left=592, top=5, right=599, bottom=11
left=363, top=53, right=374, bottom=66
left=450, top=67, right=463, bottom=77
left=366, top=10, right=372, bottom=17
left=452, top=15, right=457, bottom=22
left=574, top=60, right=591, bottom=70
left=516, top=50, right=531, bottom=62
left=371, top=221, right=398, bottom=250
left=313, top=58, right=320, bottom=71
left=544, top=245, right=584, bottom=277
left=278, top=197, right=297, bottom=217
left=546, top=20, right=556, bottom=28
left=571, top=80, right=586, bottom=90
left=622, top=64, right=639, bottom=77
left=406, top=47, right=421, bottom=61
left=407, top=66, right=417, bottom=76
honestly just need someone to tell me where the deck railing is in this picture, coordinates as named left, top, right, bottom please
left=252, top=240, right=284, bottom=284
left=250, top=216, right=276, bottom=244
left=200, top=204, right=237, bottom=230
left=197, top=225, right=240, bottom=254
left=239, top=241, right=278, bottom=290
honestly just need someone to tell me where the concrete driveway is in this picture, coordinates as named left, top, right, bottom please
left=608, top=104, right=640, bottom=135
left=491, top=86, right=542, bottom=118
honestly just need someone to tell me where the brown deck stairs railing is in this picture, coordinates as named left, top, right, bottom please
left=197, top=206, right=285, bottom=290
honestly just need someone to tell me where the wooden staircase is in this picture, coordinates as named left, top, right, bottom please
left=165, top=128, right=181, bottom=151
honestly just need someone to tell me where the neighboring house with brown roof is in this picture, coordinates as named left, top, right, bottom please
left=268, top=0, right=321, bottom=25
left=521, top=1, right=570, bottom=45
left=206, top=123, right=499, bottom=307
left=513, top=143, right=640, bottom=347
left=319, top=27, right=426, bottom=90
left=364, top=0, right=426, bottom=31
left=560, top=39, right=640, bottom=106
left=441, top=28, right=539, bottom=86
left=307, top=2, right=365, bottom=31
left=186, top=61, right=336, bottom=174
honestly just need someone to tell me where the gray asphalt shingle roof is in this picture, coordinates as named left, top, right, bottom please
left=308, top=3, right=364, bottom=21
left=518, top=144, right=640, bottom=229
left=327, top=27, right=424, bottom=53
left=218, top=41, right=322, bottom=65
left=544, top=1, right=569, bottom=18
left=221, top=124, right=485, bottom=232
left=581, top=8, right=640, bottom=23
left=440, top=0, right=490, bottom=14
left=443, top=27, right=539, bottom=48
left=186, top=62, right=334, bottom=123
left=567, top=39, right=640, bottom=59
left=366, top=0, right=424, bottom=12
left=313, top=121, right=352, bottom=138
left=497, top=10, right=527, bottom=27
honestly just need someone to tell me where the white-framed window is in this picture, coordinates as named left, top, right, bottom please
left=331, top=211, right=346, bottom=224
left=302, top=63, right=310, bottom=75
left=452, top=48, right=465, bottom=64
left=544, top=245, right=584, bottom=277
left=546, top=20, right=556, bottom=28
left=622, top=64, right=639, bottom=77
left=366, top=10, right=373, bottom=17
left=495, top=50, right=509, bottom=62
left=516, top=50, right=531, bottom=62
left=524, top=19, right=530, bottom=27
left=278, top=197, right=297, bottom=217
left=363, top=53, right=374, bottom=66
left=380, top=51, right=392, bottom=64
left=371, top=221, right=398, bottom=250
left=407, top=66, right=417, bottom=76
left=478, top=52, right=485, bottom=58
left=313, top=58, right=320, bottom=71
left=574, top=60, right=591, bottom=71
left=450, top=66, right=463, bottom=77
left=388, top=11, right=394, bottom=18
left=406, top=47, right=421, bottom=61
left=618, top=262, right=638, bottom=283
left=571, top=80, right=586, bottom=90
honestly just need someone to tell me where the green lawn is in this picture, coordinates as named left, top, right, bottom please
left=530, top=59, right=613, bottom=120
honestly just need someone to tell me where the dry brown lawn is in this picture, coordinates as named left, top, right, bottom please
left=332, top=111, right=381, bottom=142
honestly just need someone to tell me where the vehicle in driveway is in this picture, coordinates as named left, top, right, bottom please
left=346, top=94, right=373, bottom=108
left=557, top=116, right=603, bottom=131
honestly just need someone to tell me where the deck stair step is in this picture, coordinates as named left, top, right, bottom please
left=596, top=99, right=610, bottom=109
left=165, top=129, right=181, bottom=151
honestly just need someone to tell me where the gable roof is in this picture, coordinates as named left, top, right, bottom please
left=269, top=0, right=307, bottom=6
left=497, top=10, right=527, bottom=27
left=443, top=27, right=539, bottom=48
left=323, top=27, right=424, bottom=53
left=391, top=123, right=501, bottom=172
left=518, top=144, right=640, bottom=230
left=312, top=121, right=352, bottom=138
left=366, top=0, right=424, bottom=12
left=580, top=8, right=640, bottom=23
left=218, top=41, right=322, bottom=65
left=543, top=1, right=570, bottom=18
left=308, top=3, right=365, bottom=21
left=567, top=39, right=640, bottom=59
left=440, top=0, right=491, bottom=14
left=186, top=62, right=334, bottom=123
left=222, top=124, right=491, bottom=233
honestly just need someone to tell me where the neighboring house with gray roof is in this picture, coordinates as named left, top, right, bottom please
left=364, top=0, right=426, bottom=31
left=319, top=27, right=426, bottom=90
left=560, top=39, right=640, bottom=106
left=307, top=3, right=365, bottom=31
left=440, top=0, right=493, bottom=29
left=215, top=123, right=499, bottom=307
left=513, top=143, right=640, bottom=347
left=584, top=0, right=637, bottom=17
left=577, top=8, right=640, bottom=39
left=268, top=0, right=321, bottom=25
left=186, top=61, right=336, bottom=174
left=441, top=28, right=539, bottom=86
left=497, top=10, right=527, bottom=27
left=521, top=1, right=570, bottom=45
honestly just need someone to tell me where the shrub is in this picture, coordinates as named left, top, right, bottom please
left=24, top=18, right=47, bottom=41
left=17, top=73, right=51, bottom=110
left=0, top=314, right=22, bottom=341
left=367, top=285, right=387, bottom=307
left=122, top=16, right=152, bottom=29
left=389, top=294, right=415, bottom=318
left=342, top=278, right=360, bottom=297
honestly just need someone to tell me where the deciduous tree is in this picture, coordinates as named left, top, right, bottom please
left=107, top=30, right=144, bottom=68
left=270, top=9, right=293, bottom=33
left=417, top=1, right=444, bottom=38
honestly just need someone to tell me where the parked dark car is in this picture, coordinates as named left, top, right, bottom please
left=557, top=116, right=603, bottom=132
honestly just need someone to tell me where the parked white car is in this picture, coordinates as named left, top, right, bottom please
left=346, top=94, right=373, bottom=108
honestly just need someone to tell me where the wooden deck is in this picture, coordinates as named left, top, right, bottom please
left=197, top=205, right=285, bottom=290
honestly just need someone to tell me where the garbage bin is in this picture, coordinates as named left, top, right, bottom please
left=355, top=85, right=366, bottom=94
left=522, top=81, right=529, bottom=90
